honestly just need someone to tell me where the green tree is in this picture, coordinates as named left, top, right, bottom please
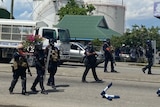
left=91, top=38, right=103, bottom=51
left=86, top=4, right=95, bottom=15
left=111, top=25, right=160, bottom=50
left=57, top=0, right=95, bottom=21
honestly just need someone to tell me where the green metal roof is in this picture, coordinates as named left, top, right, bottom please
left=56, top=15, right=121, bottom=41
left=0, top=8, right=14, bottom=19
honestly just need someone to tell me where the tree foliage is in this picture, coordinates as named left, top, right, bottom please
left=111, top=25, right=160, bottom=50
left=91, top=38, right=103, bottom=51
left=57, top=0, right=95, bottom=21
left=92, top=38, right=103, bottom=46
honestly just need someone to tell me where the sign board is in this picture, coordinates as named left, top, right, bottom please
left=0, top=41, right=20, bottom=48
left=154, top=2, right=160, bottom=18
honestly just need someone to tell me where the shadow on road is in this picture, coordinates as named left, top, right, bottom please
left=0, top=105, right=27, bottom=107
left=60, top=63, right=84, bottom=68
left=46, top=89, right=65, bottom=93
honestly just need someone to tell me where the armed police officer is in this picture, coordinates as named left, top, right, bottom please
left=82, top=42, right=102, bottom=83
left=9, top=43, right=31, bottom=95
left=103, top=38, right=117, bottom=72
left=45, top=39, right=59, bottom=89
left=30, top=42, right=48, bottom=94
left=142, top=40, right=154, bottom=74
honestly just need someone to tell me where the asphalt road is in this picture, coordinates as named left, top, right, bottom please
left=0, top=62, right=160, bottom=107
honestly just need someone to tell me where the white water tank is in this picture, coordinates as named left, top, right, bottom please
left=33, top=0, right=125, bottom=34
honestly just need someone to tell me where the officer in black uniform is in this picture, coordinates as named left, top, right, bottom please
left=142, top=40, right=154, bottom=74
left=30, top=42, right=48, bottom=94
left=9, top=44, right=31, bottom=95
left=103, top=38, right=117, bottom=72
left=82, top=42, right=102, bottom=83
left=46, top=39, right=59, bottom=89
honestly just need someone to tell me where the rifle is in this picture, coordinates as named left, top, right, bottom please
left=27, top=64, right=32, bottom=76
left=11, top=59, right=32, bottom=76
left=25, top=56, right=32, bottom=76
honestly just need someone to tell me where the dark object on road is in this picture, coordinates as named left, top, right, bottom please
left=156, top=88, right=160, bottom=96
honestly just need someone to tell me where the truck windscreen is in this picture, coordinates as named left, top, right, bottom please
left=42, top=29, right=56, bottom=40
left=58, top=29, right=70, bottom=43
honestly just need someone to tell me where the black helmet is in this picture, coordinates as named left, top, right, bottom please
left=49, top=39, right=55, bottom=46
left=35, top=42, right=43, bottom=50
left=146, top=40, right=151, bottom=45
left=106, top=38, right=110, bottom=46
left=146, top=40, right=152, bottom=48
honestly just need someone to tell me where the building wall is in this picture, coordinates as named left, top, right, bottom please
left=33, top=0, right=125, bottom=34
left=93, top=4, right=125, bottom=34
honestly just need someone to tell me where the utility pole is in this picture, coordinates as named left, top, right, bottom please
left=122, top=0, right=123, bottom=5
left=10, top=0, right=14, bottom=19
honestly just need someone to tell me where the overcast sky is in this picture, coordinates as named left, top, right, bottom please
left=1, top=0, right=160, bottom=29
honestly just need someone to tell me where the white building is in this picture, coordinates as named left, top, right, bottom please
left=33, top=0, right=125, bottom=34
left=0, top=0, right=6, bottom=9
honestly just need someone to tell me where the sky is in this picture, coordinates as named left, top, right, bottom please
left=1, top=0, right=160, bottom=30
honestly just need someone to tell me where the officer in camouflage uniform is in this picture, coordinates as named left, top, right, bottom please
left=46, top=39, right=59, bottom=89
left=9, top=44, right=31, bottom=95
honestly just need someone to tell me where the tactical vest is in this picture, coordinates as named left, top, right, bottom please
left=51, top=49, right=58, bottom=62
left=18, top=57, right=28, bottom=68
left=13, top=53, right=28, bottom=70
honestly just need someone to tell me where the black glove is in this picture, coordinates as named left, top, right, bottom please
left=28, top=69, right=32, bottom=76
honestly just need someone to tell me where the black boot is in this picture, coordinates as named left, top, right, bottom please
left=41, top=90, right=48, bottom=94
left=31, top=87, right=38, bottom=92
left=142, top=68, right=146, bottom=73
left=9, top=79, right=17, bottom=94
left=22, top=90, right=29, bottom=96
left=39, top=78, right=48, bottom=94
left=31, top=77, right=38, bottom=91
left=9, top=87, right=13, bottom=94
left=111, top=69, right=117, bottom=72
left=82, top=79, right=88, bottom=83
left=148, top=68, right=152, bottom=74
left=22, top=79, right=27, bottom=93
left=21, top=79, right=28, bottom=96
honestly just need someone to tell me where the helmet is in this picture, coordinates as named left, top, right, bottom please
left=17, top=43, right=23, bottom=49
left=35, top=42, right=43, bottom=50
left=122, top=44, right=125, bottom=47
left=88, top=41, right=92, bottom=45
left=87, top=41, right=93, bottom=49
left=146, top=40, right=151, bottom=46
left=106, top=38, right=110, bottom=46
left=106, top=38, right=110, bottom=42
left=49, top=39, right=55, bottom=46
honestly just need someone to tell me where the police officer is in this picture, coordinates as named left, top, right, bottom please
left=9, top=44, right=31, bottom=95
left=30, top=42, right=48, bottom=94
left=46, top=39, right=59, bottom=89
left=142, top=40, right=154, bottom=74
left=82, top=42, right=102, bottom=83
left=103, top=38, right=117, bottom=72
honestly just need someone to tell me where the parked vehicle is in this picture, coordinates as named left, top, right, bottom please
left=119, top=53, right=131, bottom=62
left=0, top=19, right=70, bottom=66
left=68, top=42, right=105, bottom=65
